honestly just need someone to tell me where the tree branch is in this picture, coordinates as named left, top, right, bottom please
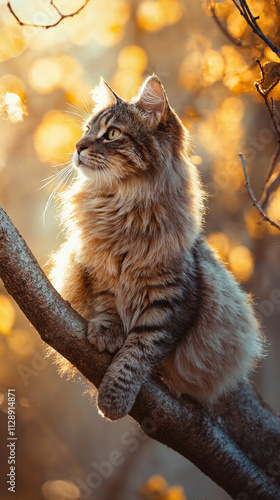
left=233, top=0, right=280, bottom=59
left=262, top=142, right=280, bottom=191
left=1, top=203, right=280, bottom=498
left=254, top=59, right=280, bottom=209
left=7, top=0, right=91, bottom=29
left=239, top=153, right=280, bottom=230
left=215, top=382, right=280, bottom=482
left=255, top=61, right=280, bottom=135
left=259, top=170, right=280, bottom=211
left=208, top=0, right=253, bottom=48
left=208, top=2, right=280, bottom=217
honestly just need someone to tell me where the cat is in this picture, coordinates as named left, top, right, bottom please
left=49, top=75, right=264, bottom=420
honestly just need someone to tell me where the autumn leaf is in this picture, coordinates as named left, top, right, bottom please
left=255, top=60, right=280, bottom=95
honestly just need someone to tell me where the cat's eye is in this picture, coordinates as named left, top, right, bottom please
left=105, top=127, right=121, bottom=141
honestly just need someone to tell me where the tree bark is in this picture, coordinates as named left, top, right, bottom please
left=0, top=203, right=280, bottom=499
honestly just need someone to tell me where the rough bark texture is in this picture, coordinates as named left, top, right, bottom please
left=1, top=203, right=280, bottom=499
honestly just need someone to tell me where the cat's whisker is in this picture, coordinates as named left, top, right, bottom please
left=61, top=112, right=85, bottom=128
left=41, top=171, right=69, bottom=190
left=77, top=91, right=92, bottom=117
left=66, top=102, right=90, bottom=120
left=43, top=164, right=73, bottom=193
left=42, top=170, right=73, bottom=224
left=49, top=152, right=73, bottom=158
left=49, top=159, right=73, bottom=170
left=42, top=164, right=74, bottom=224
left=67, top=101, right=89, bottom=115
left=41, top=162, right=73, bottom=189
left=62, top=110, right=85, bottom=122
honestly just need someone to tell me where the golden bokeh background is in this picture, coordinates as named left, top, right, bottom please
left=0, top=0, right=280, bottom=498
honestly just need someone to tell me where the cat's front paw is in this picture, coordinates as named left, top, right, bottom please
left=97, top=381, right=138, bottom=420
left=87, top=317, right=125, bottom=353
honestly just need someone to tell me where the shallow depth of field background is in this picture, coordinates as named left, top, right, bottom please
left=0, top=0, right=280, bottom=499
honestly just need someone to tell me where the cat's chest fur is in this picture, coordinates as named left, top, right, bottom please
left=71, top=191, right=186, bottom=332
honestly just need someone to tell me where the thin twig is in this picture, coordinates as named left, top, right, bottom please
left=239, top=153, right=280, bottom=231
left=208, top=0, right=253, bottom=48
left=233, top=0, right=280, bottom=59
left=255, top=60, right=280, bottom=133
left=232, top=0, right=243, bottom=14
left=208, top=2, right=280, bottom=232
left=259, top=170, right=280, bottom=211
left=50, top=0, right=63, bottom=17
left=262, top=142, right=280, bottom=189
left=254, top=59, right=280, bottom=204
left=7, top=0, right=91, bottom=29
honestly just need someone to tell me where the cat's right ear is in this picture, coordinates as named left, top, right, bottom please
left=133, top=75, right=168, bottom=127
left=90, top=78, right=122, bottom=114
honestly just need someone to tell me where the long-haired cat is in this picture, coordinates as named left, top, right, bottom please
left=50, top=75, right=263, bottom=420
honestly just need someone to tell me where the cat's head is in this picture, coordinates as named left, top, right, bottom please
left=73, top=75, right=188, bottom=193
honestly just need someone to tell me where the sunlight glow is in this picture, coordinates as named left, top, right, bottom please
left=137, top=0, right=183, bottom=32
left=0, top=26, right=27, bottom=62
left=208, top=232, right=231, bottom=261
left=29, top=58, right=63, bottom=94
left=0, top=294, right=15, bottom=335
left=7, top=329, right=35, bottom=357
left=41, top=479, right=80, bottom=499
left=118, top=45, right=148, bottom=74
left=0, top=75, right=25, bottom=100
left=267, top=191, right=280, bottom=235
left=245, top=208, right=265, bottom=239
left=29, top=55, right=83, bottom=94
left=34, top=110, right=81, bottom=163
left=202, top=49, right=224, bottom=85
left=0, top=92, right=26, bottom=123
left=228, top=245, right=254, bottom=282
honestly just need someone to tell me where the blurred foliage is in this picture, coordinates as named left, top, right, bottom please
left=139, top=475, right=187, bottom=500
left=0, top=91, right=26, bottom=122
left=0, top=293, right=15, bottom=334
left=0, top=0, right=280, bottom=499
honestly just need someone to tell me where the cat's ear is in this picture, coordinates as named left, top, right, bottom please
left=90, top=78, right=122, bottom=114
left=133, top=75, right=168, bottom=126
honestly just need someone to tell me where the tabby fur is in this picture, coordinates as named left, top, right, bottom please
left=50, top=76, right=263, bottom=420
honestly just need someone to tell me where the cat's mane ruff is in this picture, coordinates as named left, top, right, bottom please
left=58, top=77, right=205, bottom=271
left=59, top=131, right=204, bottom=270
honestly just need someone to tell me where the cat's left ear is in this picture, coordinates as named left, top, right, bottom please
left=90, top=78, right=123, bottom=114
left=133, top=75, right=168, bottom=126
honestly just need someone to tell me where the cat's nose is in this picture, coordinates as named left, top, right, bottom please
left=76, top=141, right=88, bottom=154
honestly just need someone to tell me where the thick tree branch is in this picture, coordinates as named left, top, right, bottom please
left=1, top=203, right=280, bottom=498
left=7, top=0, right=91, bottom=29
left=215, top=383, right=280, bottom=481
